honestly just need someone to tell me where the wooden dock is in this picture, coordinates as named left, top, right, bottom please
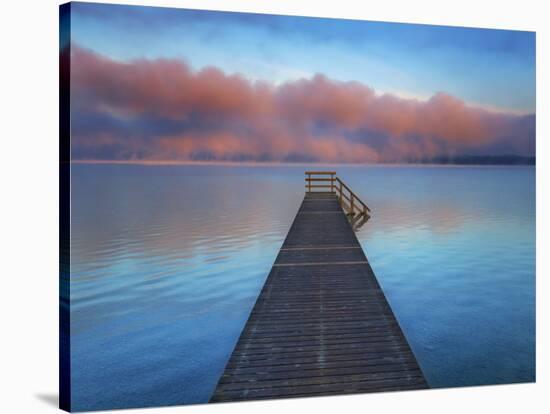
left=210, top=172, right=428, bottom=402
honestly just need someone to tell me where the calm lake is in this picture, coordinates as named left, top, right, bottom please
left=69, top=164, right=535, bottom=411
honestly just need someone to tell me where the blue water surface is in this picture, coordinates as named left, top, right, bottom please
left=70, top=164, right=535, bottom=411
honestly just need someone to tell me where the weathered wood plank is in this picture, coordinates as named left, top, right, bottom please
left=210, top=192, right=427, bottom=403
left=224, top=355, right=417, bottom=373
left=213, top=377, right=426, bottom=401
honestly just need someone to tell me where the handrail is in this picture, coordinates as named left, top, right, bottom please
left=305, top=171, right=335, bottom=193
left=334, top=177, right=370, bottom=212
left=305, top=171, right=371, bottom=231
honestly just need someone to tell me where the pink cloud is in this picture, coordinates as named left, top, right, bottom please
left=70, top=45, right=535, bottom=163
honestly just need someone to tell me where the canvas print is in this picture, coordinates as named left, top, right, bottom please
left=59, top=2, right=536, bottom=412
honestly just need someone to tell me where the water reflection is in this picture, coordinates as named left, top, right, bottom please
left=70, top=164, right=535, bottom=410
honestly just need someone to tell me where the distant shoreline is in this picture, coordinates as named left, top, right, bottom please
left=70, top=155, right=535, bottom=167
left=412, top=155, right=535, bottom=165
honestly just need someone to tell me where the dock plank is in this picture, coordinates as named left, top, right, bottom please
left=210, top=192, right=428, bottom=402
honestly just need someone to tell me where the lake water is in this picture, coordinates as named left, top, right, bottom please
left=69, top=164, right=535, bottom=411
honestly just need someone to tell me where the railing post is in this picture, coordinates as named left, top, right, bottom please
left=307, top=172, right=311, bottom=193
left=330, top=173, right=334, bottom=193
left=350, top=192, right=354, bottom=216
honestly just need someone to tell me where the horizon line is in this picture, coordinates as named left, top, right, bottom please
left=69, top=159, right=535, bottom=167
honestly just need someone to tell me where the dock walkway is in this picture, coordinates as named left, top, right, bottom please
left=211, top=173, right=427, bottom=402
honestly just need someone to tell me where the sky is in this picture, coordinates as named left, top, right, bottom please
left=65, top=2, right=536, bottom=163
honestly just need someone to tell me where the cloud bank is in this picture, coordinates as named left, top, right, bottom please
left=69, top=45, right=535, bottom=163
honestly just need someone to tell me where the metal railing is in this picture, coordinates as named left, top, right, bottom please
left=305, top=171, right=371, bottom=231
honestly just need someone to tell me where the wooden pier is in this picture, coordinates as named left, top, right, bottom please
left=210, top=172, right=428, bottom=402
